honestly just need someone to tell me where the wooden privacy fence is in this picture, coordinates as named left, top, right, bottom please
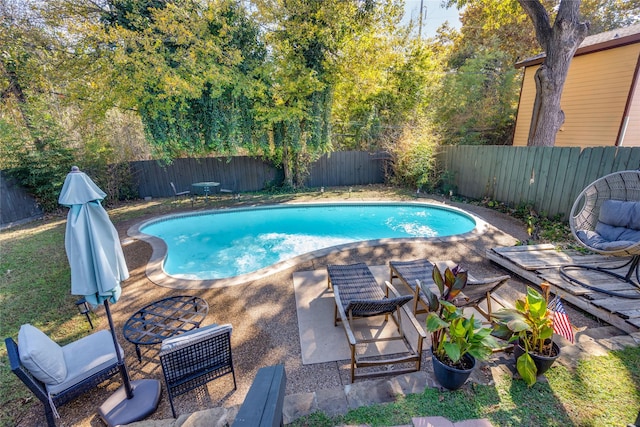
left=0, top=171, right=43, bottom=227
left=439, top=146, right=640, bottom=219
left=131, top=151, right=386, bottom=199
left=5, top=147, right=640, bottom=227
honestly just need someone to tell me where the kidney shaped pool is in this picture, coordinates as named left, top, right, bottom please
left=132, top=202, right=481, bottom=284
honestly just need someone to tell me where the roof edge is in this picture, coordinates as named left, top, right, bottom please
left=515, top=27, right=640, bottom=69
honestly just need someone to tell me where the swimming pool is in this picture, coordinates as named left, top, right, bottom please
left=130, top=202, right=485, bottom=287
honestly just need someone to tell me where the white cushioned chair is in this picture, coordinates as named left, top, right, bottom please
left=5, top=324, right=123, bottom=427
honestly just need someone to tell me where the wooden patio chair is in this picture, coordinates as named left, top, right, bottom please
left=561, top=170, right=640, bottom=298
left=327, top=263, right=426, bottom=383
left=389, top=259, right=510, bottom=321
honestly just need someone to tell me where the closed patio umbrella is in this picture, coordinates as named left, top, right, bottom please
left=59, top=166, right=160, bottom=426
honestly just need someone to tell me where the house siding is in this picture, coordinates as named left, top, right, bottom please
left=621, top=62, right=640, bottom=146
left=513, top=42, right=640, bottom=148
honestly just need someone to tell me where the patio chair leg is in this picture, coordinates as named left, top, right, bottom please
left=350, top=345, right=356, bottom=383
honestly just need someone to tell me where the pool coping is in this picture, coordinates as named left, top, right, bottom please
left=126, top=200, right=490, bottom=289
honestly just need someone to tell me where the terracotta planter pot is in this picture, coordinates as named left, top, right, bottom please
left=514, top=340, right=561, bottom=376
left=431, top=351, right=476, bottom=390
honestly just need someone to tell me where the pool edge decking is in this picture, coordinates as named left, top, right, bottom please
left=487, top=244, right=640, bottom=334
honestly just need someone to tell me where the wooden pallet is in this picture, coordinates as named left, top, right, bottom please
left=487, top=244, right=640, bottom=333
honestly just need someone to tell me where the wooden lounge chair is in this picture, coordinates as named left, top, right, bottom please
left=389, top=259, right=510, bottom=320
left=327, top=263, right=426, bottom=383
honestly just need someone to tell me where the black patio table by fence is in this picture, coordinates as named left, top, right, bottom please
left=123, top=296, right=209, bottom=362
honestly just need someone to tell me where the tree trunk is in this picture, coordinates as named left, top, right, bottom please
left=518, top=0, right=589, bottom=147
left=0, top=58, right=45, bottom=150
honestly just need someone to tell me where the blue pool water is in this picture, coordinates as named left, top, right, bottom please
left=140, top=203, right=476, bottom=280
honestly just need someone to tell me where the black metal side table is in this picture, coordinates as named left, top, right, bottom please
left=123, top=295, right=209, bottom=362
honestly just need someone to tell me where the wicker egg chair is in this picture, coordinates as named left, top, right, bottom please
left=560, top=170, right=640, bottom=298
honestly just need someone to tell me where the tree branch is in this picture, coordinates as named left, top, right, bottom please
left=517, top=0, right=552, bottom=50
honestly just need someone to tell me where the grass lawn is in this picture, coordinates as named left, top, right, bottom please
left=1, top=187, right=639, bottom=427
left=289, top=346, right=640, bottom=426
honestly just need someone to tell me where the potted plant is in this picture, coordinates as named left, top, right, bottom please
left=491, top=284, right=561, bottom=386
left=423, top=265, right=499, bottom=390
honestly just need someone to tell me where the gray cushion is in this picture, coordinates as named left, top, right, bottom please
left=160, top=323, right=228, bottom=353
left=577, top=230, right=639, bottom=251
left=18, top=324, right=67, bottom=385
left=599, top=200, right=640, bottom=229
left=595, top=222, right=627, bottom=242
left=46, top=330, right=122, bottom=395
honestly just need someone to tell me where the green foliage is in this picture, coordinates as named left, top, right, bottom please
left=387, top=120, right=441, bottom=191
left=332, top=34, right=444, bottom=151
left=492, top=286, right=555, bottom=386
left=433, top=48, right=519, bottom=145
left=102, top=0, right=267, bottom=156
left=424, top=265, right=498, bottom=366
left=254, top=0, right=386, bottom=185
left=1, top=115, right=75, bottom=212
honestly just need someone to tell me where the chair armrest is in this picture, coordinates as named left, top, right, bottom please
left=468, top=275, right=510, bottom=286
left=385, top=281, right=427, bottom=339
left=333, top=287, right=358, bottom=346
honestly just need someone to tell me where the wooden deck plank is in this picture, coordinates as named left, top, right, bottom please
left=492, top=244, right=556, bottom=253
left=614, top=309, right=640, bottom=319
left=590, top=297, right=640, bottom=313
left=537, top=270, right=593, bottom=296
left=487, top=246, right=640, bottom=333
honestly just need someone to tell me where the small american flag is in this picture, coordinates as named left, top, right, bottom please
left=548, top=295, right=574, bottom=343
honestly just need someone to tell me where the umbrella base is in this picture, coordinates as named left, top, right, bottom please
left=98, top=379, right=161, bottom=426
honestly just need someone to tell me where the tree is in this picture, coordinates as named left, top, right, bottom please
left=434, top=48, right=519, bottom=145
left=97, top=0, right=267, bottom=156
left=254, top=0, right=391, bottom=186
left=518, top=0, right=589, bottom=146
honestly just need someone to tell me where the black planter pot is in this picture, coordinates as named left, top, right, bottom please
left=514, top=340, right=561, bottom=376
left=431, top=352, right=476, bottom=390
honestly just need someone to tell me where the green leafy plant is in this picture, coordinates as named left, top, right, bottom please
left=491, top=285, right=555, bottom=386
left=423, top=265, right=498, bottom=367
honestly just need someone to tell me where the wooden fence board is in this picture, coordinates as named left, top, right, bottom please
left=540, top=148, right=560, bottom=215
left=546, top=148, right=569, bottom=217
left=626, top=147, right=640, bottom=169
left=439, top=145, right=640, bottom=220
left=505, top=147, right=522, bottom=204
left=533, top=147, right=552, bottom=214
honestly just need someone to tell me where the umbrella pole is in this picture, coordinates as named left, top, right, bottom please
left=104, top=299, right=134, bottom=399
left=98, top=300, right=160, bottom=427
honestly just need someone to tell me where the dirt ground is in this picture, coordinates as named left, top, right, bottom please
left=14, top=193, right=608, bottom=426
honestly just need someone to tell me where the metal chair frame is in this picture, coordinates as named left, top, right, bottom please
left=5, top=336, right=121, bottom=427
left=159, top=324, right=236, bottom=418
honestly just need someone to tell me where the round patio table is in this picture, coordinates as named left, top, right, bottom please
left=123, top=295, right=209, bottom=362
left=191, top=181, right=220, bottom=202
